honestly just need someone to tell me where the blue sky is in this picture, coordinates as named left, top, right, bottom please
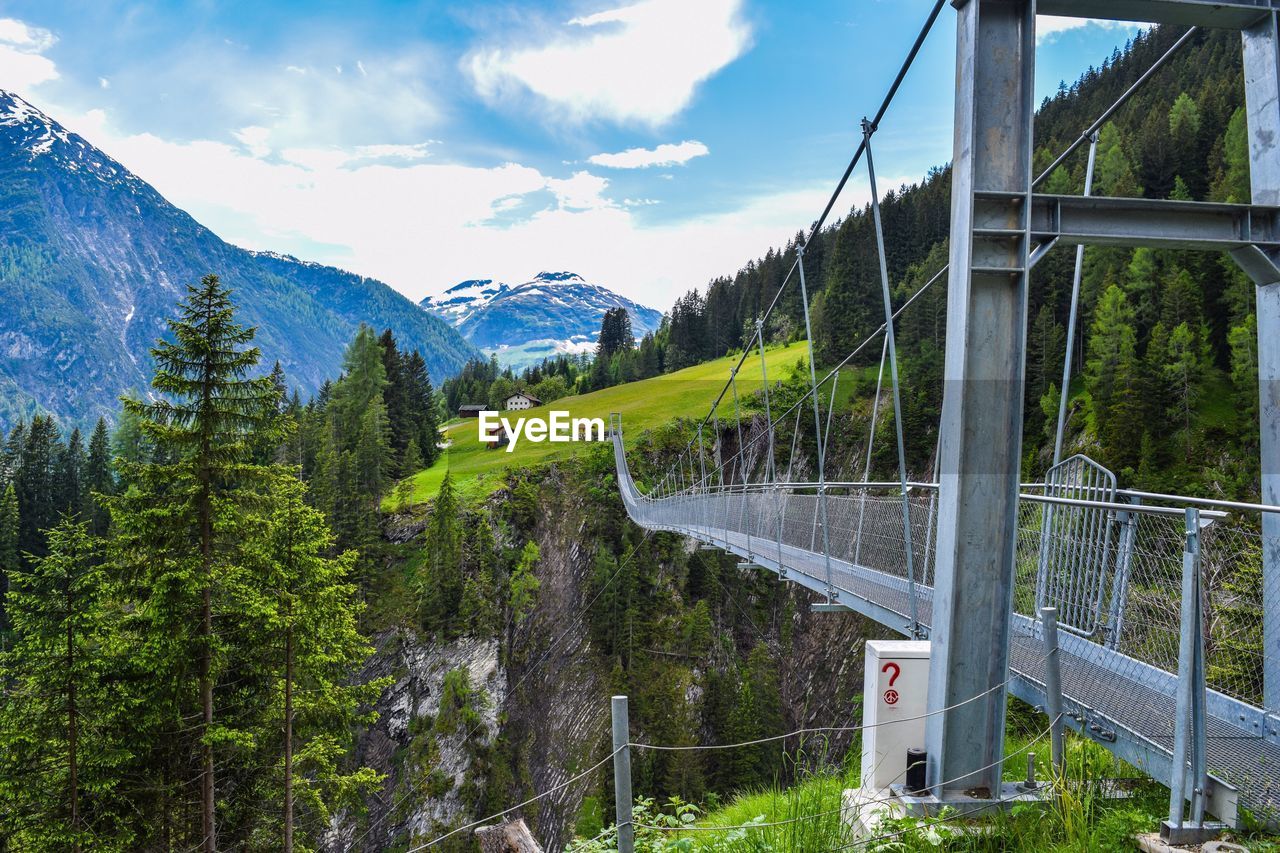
left=0, top=1, right=1144, bottom=309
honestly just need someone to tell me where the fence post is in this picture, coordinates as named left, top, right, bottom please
left=1167, top=507, right=1201, bottom=830
left=611, top=696, right=634, bottom=853
left=1040, top=607, right=1065, bottom=776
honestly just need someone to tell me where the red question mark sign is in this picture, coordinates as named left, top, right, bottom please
left=881, top=661, right=901, bottom=687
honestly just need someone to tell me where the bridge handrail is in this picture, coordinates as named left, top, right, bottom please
left=624, top=475, right=1233, bottom=520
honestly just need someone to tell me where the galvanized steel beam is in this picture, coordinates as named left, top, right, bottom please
left=926, top=0, right=1034, bottom=798
left=1022, top=194, right=1280, bottom=251
left=1240, top=8, right=1280, bottom=716
left=1037, top=0, right=1276, bottom=29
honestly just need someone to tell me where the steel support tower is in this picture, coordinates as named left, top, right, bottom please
left=927, top=0, right=1280, bottom=799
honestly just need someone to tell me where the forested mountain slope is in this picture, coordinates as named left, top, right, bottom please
left=0, top=90, right=478, bottom=431
left=660, top=26, right=1260, bottom=497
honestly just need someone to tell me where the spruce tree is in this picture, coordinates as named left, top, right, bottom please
left=85, top=418, right=114, bottom=537
left=418, top=472, right=462, bottom=635
left=0, top=516, right=131, bottom=851
left=17, top=415, right=60, bottom=559
left=112, top=273, right=281, bottom=852
left=54, top=427, right=87, bottom=519
left=1086, top=286, right=1144, bottom=470
left=0, top=483, right=16, bottom=634
left=254, top=475, right=384, bottom=851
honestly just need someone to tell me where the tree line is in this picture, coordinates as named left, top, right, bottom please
left=441, top=307, right=668, bottom=415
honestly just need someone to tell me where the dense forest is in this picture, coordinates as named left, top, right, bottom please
left=643, top=26, right=1261, bottom=498
left=0, top=275, right=457, bottom=851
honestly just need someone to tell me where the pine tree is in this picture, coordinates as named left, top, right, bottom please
left=419, top=472, right=462, bottom=635
left=0, top=516, right=131, bottom=851
left=0, top=483, right=17, bottom=633
left=1163, top=322, right=1202, bottom=459
left=85, top=418, right=114, bottom=537
left=254, top=475, right=383, bottom=851
left=111, top=274, right=281, bottom=852
left=1086, top=286, right=1144, bottom=470
left=17, top=415, right=60, bottom=559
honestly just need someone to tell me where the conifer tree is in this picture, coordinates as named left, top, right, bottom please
left=1211, top=107, right=1250, bottom=204
left=419, top=472, right=462, bottom=635
left=85, top=417, right=114, bottom=537
left=1229, top=314, right=1259, bottom=431
left=54, top=426, right=87, bottom=518
left=1094, top=123, right=1142, bottom=197
left=1163, top=322, right=1202, bottom=458
left=0, top=483, right=16, bottom=633
left=112, top=273, right=282, bottom=852
left=508, top=540, right=541, bottom=627
left=254, top=475, right=383, bottom=851
left=403, top=350, right=441, bottom=467
left=0, top=517, right=131, bottom=851
left=1086, top=286, right=1144, bottom=469
left=17, top=415, right=60, bottom=559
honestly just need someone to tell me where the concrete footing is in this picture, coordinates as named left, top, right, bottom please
left=889, top=781, right=1045, bottom=818
left=1136, top=832, right=1245, bottom=852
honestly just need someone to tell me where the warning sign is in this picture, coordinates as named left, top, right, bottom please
left=883, top=689, right=899, bottom=706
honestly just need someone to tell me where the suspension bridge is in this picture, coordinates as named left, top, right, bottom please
left=608, top=0, right=1280, bottom=840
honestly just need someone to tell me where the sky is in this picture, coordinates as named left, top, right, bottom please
left=0, top=1, right=1146, bottom=310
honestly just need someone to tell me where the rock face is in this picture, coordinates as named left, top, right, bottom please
left=328, top=632, right=506, bottom=852
left=336, top=462, right=877, bottom=853
left=0, top=89, right=479, bottom=430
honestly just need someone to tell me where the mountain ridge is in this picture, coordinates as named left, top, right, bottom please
left=0, top=89, right=480, bottom=430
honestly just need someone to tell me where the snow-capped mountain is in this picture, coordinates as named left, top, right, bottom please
left=420, top=271, right=663, bottom=368
left=0, top=89, right=478, bottom=429
left=426, top=279, right=511, bottom=327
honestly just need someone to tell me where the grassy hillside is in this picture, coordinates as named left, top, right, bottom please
left=398, top=341, right=816, bottom=503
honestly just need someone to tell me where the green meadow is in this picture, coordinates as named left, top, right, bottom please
left=398, top=341, right=819, bottom=504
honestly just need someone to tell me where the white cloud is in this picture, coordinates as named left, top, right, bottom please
left=588, top=139, right=708, bottom=169
left=0, top=18, right=56, bottom=52
left=234, top=126, right=272, bottom=158
left=0, top=13, right=908, bottom=316
left=0, top=18, right=58, bottom=93
left=51, top=91, right=927, bottom=314
left=63, top=99, right=865, bottom=309
left=467, top=0, right=751, bottom=126
left=1037, top=16, right=1140, bottom=45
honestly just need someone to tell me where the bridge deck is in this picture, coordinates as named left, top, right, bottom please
left=630, top=501, right=1279, bottom=826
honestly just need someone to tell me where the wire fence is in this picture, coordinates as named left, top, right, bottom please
left=615, top=415, right=1280, bottom=822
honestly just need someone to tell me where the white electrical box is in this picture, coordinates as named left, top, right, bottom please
left=860, top=640, right=931, bottom=791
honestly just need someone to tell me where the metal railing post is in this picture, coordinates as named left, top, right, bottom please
left=612, top=695, right=634, bottom=853
left=1040, top=606, right=1066, bottom=775
left=1168, top=507, right=1203, bottom=830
